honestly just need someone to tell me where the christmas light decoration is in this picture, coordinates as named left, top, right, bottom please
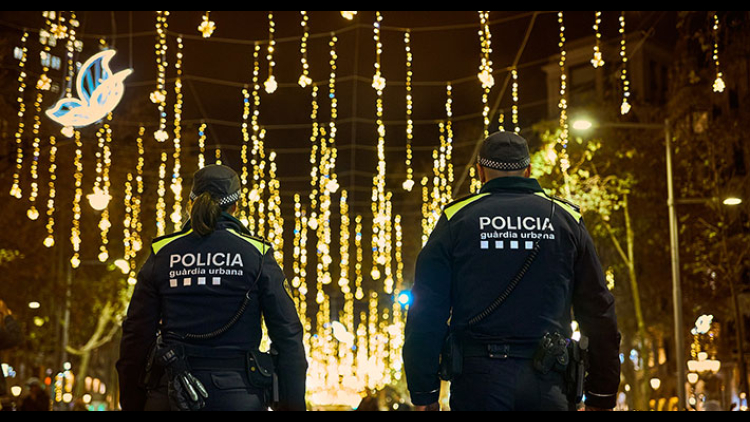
left=153, top=11, right=169, bottom=142
left=264, top=11, right=277, bottom=94
left=198, top=123, right=207, bottom=169
left=9, top=32, right=28, bottom=200
left=403, top=30, right=415, bottom=192
left=557, top=12, right=571, bottom=175
left=340, top=11, right=357, bottom=20
left=478, top=11, right=494, bottom=137
left=198, top=11, right=216, bottom=38
left=511, top=68, right=520, bottom=133
left=591, top=11, right=605, bottom=68
left=619, top=12, right=631, bottom=115
left=712, top=13, right=725, bottom=93
left=70, top=129, right=83, bottom=268
left=298, top=11, right=312, bottom=88
left=43, top=134, right=57, bottom=247
left=372, top=12, right=386, bottom=91
left=170, top=36, right=184, bottom=231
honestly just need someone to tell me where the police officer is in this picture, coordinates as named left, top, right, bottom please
left=117, top=164, right=307, bottom=411
left=403, top=132, right=620, bottom=411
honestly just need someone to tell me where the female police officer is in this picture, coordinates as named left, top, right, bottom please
left=117, top=165, right=307, bottom=411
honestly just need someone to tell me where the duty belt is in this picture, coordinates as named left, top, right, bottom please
left=187, top=355, right=247, bottom=371
left=462, top=342, right=538, bottom=359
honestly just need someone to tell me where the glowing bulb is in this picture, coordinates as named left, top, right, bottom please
left=61, top=126, right=75, bottom=138
left=372, top=74, right=386, bottom=91
left=198, top=14, right=216, bottom=38
left=70, top=256, right=80, bottom=268
left=150, top=90, right=166, bottom=104
left=43, top=236, right=55, bottom=248
left=402, top=179, right=415, bottom=192
left=87, top=188, right=111, bottom=211
left=298, top=74, right=312, bottom=88
left=713, top=75, right=726, bottom=93
left=620, top=100, right=631, bottom=115
left=113, top=259, right=130, bottom=274
left=723, top=197, right=742, bottom=206
left=98, top=251, right=109, bottom=263
left=341, top=11, right=357, bottom=20
left=478, top=69, right=494, bottom=89
left=264, top=75, right=278, bottom=94
left=27, top=207, right=39, bottom=220
left=154, top=129, right=168, bottom=142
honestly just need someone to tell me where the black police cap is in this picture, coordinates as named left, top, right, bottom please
left=477, top=131, right=531, bottom=171
left=189, top=164, right=241, bottom=206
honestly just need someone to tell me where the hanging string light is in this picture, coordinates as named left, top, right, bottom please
left=511, top=68, right=520, bottom=134
left=97, top=117, right=113, bottom=263
left=371, top=11, right=390, bottom=285
left=170, top=36, right=184, bottom=231
left=127, top=127, right=146, bottom=284
left=264, top=11, right=278, bottom=94
left=267, top=151, right=284, bottom=265
left=712, top=13, right=725, bottom=93
left=43, top=134, right=57, bottom=247
left=198, top=123, right=207, bottom=169
left=70, top=130, right=83, bottom=268
left=298, top=11, right=312, bottom=88
left=557, top=11, right=571, bottom=176
left=152, top=11, right=169, bottom=142
left=403, top=29, right=415, bottom=192
left=327, top=34, right=340, bottom=190
left=591, top=11, right=605, bottom=68
left=478, top=11, right=494, bottom=137
left=372, top=11, right=386, bottom=91
left=240, top=87, right=251, bottom=224
left=308, top=84, right=320, bottom=218
left=155, top=148, right=168, bottom=236
left=341, top=11, right=357, bottom=20
left=60, top=11, right=79, bottom=138
left=619, top=12, right=631, bottom=115
left=339, top=190, right=351, bottom=296
left=198, top=11, right=216, bottom=38
left=354, top=215, right=364, bottom=300
left=9, top=31, right=28, bottom=200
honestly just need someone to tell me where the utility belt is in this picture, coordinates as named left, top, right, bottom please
left=144, top=337, right=279, bottom=411
left=439, top=332, right=588, bottom=405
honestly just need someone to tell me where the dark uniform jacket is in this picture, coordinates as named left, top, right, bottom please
left=403, top=177, right=620, bottom=409
left=117, top=213, right=307, bottom=411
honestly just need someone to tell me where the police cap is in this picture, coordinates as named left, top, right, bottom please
left=477, top=131, right=531, bottom=171
left=189, top=164, right=241, bottom=206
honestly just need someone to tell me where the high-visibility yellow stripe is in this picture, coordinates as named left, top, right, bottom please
left=152, top=229, right=193, bottom=255
left=444, top=193, right=491, bottom=221
left=227, top=229, right=268, bottom=254
left=534, top=192, right=582, bottom=222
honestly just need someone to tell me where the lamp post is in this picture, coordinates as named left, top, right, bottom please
left=571, top=117, right=744, bottom=410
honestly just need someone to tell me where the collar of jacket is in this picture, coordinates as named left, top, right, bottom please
left=180, top=212, right=253, bottom=236
left=479, top=176, right=544, bottom=194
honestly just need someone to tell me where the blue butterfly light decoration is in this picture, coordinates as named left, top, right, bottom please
left=46, top=50, right=133, bottom=128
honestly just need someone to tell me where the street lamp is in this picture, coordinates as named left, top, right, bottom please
left=569, top=116, right=747, bottom=410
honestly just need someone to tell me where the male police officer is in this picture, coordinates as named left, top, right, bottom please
left=403, top=132, right=620, bottom=411
left=117, top=165, right=307, bottom=411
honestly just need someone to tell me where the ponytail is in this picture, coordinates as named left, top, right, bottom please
left=190, top=192, right=222, bottom=237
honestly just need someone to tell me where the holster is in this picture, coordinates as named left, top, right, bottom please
left=532, top=332, right=588, bottom=405
left=247, top=348, right=279, bottom=409
left=439, top=332, right=463, bottom=381
left=565, top=336, right=588, bottom=405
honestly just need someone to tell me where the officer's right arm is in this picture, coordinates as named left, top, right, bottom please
left=571, top=221, right=621, bottom=410
left=403, top=215, right=453, bottom=408
left=116, top=254, right=160, bottom=411
left=257, top=246, right=308, bottom=411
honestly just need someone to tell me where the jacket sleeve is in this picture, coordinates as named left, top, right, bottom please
left=572, top=220, right=621, bottom=409
left=116, top=254, right=160, bottom=411
left=257, top=246, right=308, bottom=411
left=0, top=315, right=22, bottom=350
left=403, top=214, right=453, bottom=406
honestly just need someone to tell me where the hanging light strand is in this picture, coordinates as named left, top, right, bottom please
left=403, top=30, right=415, bottom=192
left=43, top=134, right=57, bottom=247
left=10, top=31, right=29, bottom=200
left=170, top=36, right=184, bottom=231
left=372, top=12, right=386, bottom=91
left=591, top=11, right=605, bottom=68
left=70, top=130, right=83, bottom=268
left=478, top=11, right=494, bottom=137
left=298, top=11, right=312, bottom=87
left=264, top=11, right=277, bottom=94
left=511, top=68, right=520, bottom=134
left=557, top=12, right=571, bottom=176
left=198, top=123, right=207, bottom=169
left=712, top=13, right=725, bottom=93
left=619, top=12, right=631, bottom=115
left=152, top=11, right=169, bottom=142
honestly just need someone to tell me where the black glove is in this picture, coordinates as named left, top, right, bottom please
left=154, top=337, right=209, bottom=411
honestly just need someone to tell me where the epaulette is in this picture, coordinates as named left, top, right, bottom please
left=151, top=228, right=193, bottom=255
left=226, top=229, right=272, bottom=254
left=443, top=192, right=492, bottom=221
left=551, top=195, right=582, bottom=214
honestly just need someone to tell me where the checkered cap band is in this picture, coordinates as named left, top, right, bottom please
left=189, top=190, right=241, bottom=206
left=478, top=156, right=531, bottom=171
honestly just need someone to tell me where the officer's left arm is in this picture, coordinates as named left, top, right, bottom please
left=403, top=214, right=453, bottom=407
left=257, top=246, right=307, bottom=411
left=116, top=253, right=160, bottom=411
left=571, top=220, right=621, bottom=410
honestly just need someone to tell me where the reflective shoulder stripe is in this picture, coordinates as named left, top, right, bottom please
left=534, top=192, right=582, bottom=223
left=444, top=193, right=491, bottom=221
left=227, top=229, right=269, bottom=254
left=151, top=229, right=193, bottom=255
